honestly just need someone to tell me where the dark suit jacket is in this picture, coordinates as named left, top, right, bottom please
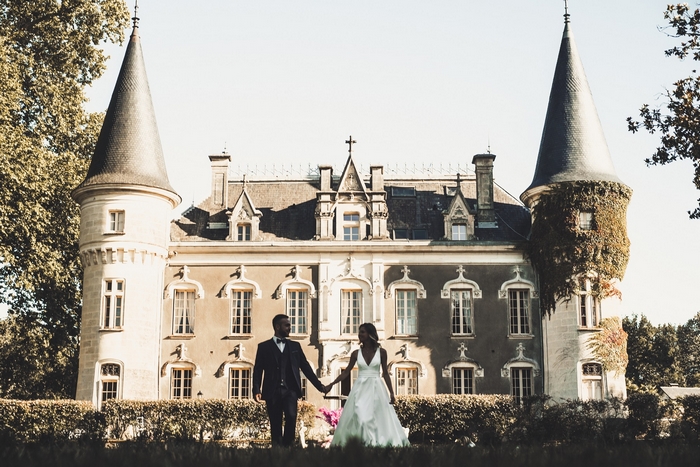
left=253, top=338, right=324, bottom=400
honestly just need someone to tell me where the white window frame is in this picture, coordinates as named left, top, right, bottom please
left=578, top=278, right=600, bottom=329
left=341, top=289, right=362, bottom=335
left=395, top=366, right=419, bottom=395
left=511, top=366, right=532, bottom=404
left=237, top=223, right=251, bottom=241
left=230, top=289, right=253, bottom=335
left=451, top=289, right=474, bottom=335
left=171, top=366, right=194, bottom=399
left=229, top=365, right=252, bottom=400
left=579, top=211, right=594, bottom=230
left=173, top=289, right=196, bottom=335
left=396, top=289, right=418, bottom=336
left=508, top=289, right=531, bottom=335
left=343, top=212, right=360, bottom=241
left=286, top=289, right=309, bottom=335
left=98, top=361, right=122, bottom=407
left=102, top=279, right=125, bottom=329
left=108, top=210, right=125, bottom=233
left=581, top=362, right=604, bottom=401
left=451, top=366, right=474, bottom=395
left=451, top=224, right=467, bottom=240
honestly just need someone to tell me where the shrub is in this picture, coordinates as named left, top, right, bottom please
left=0, top=399, right=103, bottom=444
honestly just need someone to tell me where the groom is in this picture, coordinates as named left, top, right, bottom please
left=253, top=314, right=327, bottom=447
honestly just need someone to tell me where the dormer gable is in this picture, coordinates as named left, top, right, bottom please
left=443, top=176, right=476, bottom=240
left=227, top=184, right=262, bottom=241
left=337, top=154, right=368, bottom=197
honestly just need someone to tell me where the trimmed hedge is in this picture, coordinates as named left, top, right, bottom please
left=0, top=399, right=104, bottom=445
left=2, top=394, right=700, bottom=445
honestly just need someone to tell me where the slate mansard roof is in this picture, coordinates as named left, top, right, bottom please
left=171, top=168, right=531, bottom=243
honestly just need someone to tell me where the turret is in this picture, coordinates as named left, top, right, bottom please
left=72, top=12, right=180, bottom=405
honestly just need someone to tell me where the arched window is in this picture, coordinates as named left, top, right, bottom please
left=386, top=266, right=426, bottom=337
left=98, top=361, right=122, bottom=407
left=170, top=364, right=194, bottom=399
left=165, top=266, right=204, bottom=336
left=393, top=363, right=419, bottom=395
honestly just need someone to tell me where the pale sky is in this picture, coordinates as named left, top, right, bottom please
left=85, top=0, right=700, bottom=326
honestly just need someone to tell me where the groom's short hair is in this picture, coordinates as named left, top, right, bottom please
left=272, top=314, right=289, bottom=329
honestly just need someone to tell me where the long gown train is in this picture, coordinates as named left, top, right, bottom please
left=330, top=348, right=410, bottom=447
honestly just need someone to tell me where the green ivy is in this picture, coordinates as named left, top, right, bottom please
left=527, top=181, right=632, bottom=315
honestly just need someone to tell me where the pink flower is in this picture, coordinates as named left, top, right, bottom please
left=317, top=407, right=343, bottom=429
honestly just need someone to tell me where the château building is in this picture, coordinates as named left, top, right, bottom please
left=72, top=10, right=629, bottom=407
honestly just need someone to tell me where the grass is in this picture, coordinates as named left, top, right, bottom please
left=2, top=441, right=700, bottom=467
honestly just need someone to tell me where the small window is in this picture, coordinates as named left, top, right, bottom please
left=452, top=367, right=474, bottom=395
left=452, top=224, right=467, bottom=240
left=173, top=290, right=196, bottom=335
left=511, top=367, right=532, bottom=404
left=287, top=290, right=308, bottom=334
left=103, top=279, right=125, bottom=329
left=451, top=290, right=473, bottom=335
left=300, top=376, right=308, bottom=401
left=390, top=186, right=416, bottom=197
left=229, top=367, right=252, bottom=399
left=412, top=229, right=428, bottom=240
left=578, top=279, right=600, bottom=329
left=343, top=213, right=360, bottom=241
left=109, top=210, right=125, bottom=233
left=395, top=367, right=418, bottom=395
left=230, top=290, right=252, bottom=334
left=100, top=363, right=120, bottom=405
left=237, top=224, right=251, bottom=241
left=393, top=229, right=409, bottom=240
left=171, top=367, right=193, bottom=399
left=581, top=363, right=603, bottom=400
left=579, top=212, right=594, bottom=230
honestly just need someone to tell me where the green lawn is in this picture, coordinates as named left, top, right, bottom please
left=2, top=441, right=699, bottom=467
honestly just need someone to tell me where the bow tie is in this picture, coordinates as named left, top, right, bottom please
left=276, top=337, right=287, bottom=344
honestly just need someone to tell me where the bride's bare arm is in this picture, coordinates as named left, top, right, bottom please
left=380, top=348, right=396, bottom=404
left=326, top=350, right=358, bottom=390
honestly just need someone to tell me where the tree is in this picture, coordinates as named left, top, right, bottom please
left=678, top=311, right=700, bottom=386
left=627, top=3, right=700, bottom=219
left=0, top=1, right=130, bottom=398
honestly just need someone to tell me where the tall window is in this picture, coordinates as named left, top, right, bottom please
left=509, top=289, right=530, bottom=335
left=343, top=213, right=360, bottom=240
left=581, top=363, right=603, bottom=401
left=338, top=366, right=359, bottom=408
left=341, top=290, right=361, bottom=334
left=395, top=367, right=418, bottom=395
left=103, top=279, right=124, bottom=328
left=229, top=367, right=251, bottom=399
left=230, top=290, right=252, bottom=334
left=173, top=290, right=195, bottom=334
left=452, top=224, right=467, bottom=240
left=578, top=279, right=600, bottom=328
left=451, top=290, right=473, bottom=335
left=287, top=290, right=308, bottom=334
left=396, top=290, right=417, bottom=335
left=452, top=367, right=474, bottom=395
left=237, top=224, right=251, bottom=241
left=109, top=210, right=125, bottom=233
left=100, top=363, right=120, bottom=405
left=171, top=368, right=193, bottom=399
left=511, top=367, right=532, bottom=404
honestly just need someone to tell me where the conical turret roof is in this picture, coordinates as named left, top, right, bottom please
left=523, top=17, right=622, bottom=197
left=76, top=23, right=177, bottom=196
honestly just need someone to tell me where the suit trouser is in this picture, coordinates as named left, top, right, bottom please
left=266, top=387, right=297, bottom=447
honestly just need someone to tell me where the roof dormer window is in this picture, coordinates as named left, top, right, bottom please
left=343, top=213, right=360, bottom=240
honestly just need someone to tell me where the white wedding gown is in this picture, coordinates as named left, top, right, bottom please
left=330, top=348, right=410, bottom=447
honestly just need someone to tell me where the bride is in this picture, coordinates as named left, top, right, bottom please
left=324, top=323, right=410, bottom=447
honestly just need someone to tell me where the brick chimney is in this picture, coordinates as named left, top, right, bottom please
left=472, top=154, right=497, bottom=227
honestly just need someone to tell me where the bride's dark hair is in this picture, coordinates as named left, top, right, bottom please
left=359, top=322, right=380, bottom=348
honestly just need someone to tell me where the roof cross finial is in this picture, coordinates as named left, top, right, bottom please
left=345, top=135, right=356, bottom=155
left=132, top=0, right=140, bottom=28
left=564, top=0, right=570, bottom=24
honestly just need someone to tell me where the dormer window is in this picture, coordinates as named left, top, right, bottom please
left=579, top=212, right=594, bottom=230
left=452, top=224, right=468, bottom=240
left=237, top=224, right=251, bottom=241
left=343, top=213, right=360, bottom=240
left=108, top=210, right=125, bottom=233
